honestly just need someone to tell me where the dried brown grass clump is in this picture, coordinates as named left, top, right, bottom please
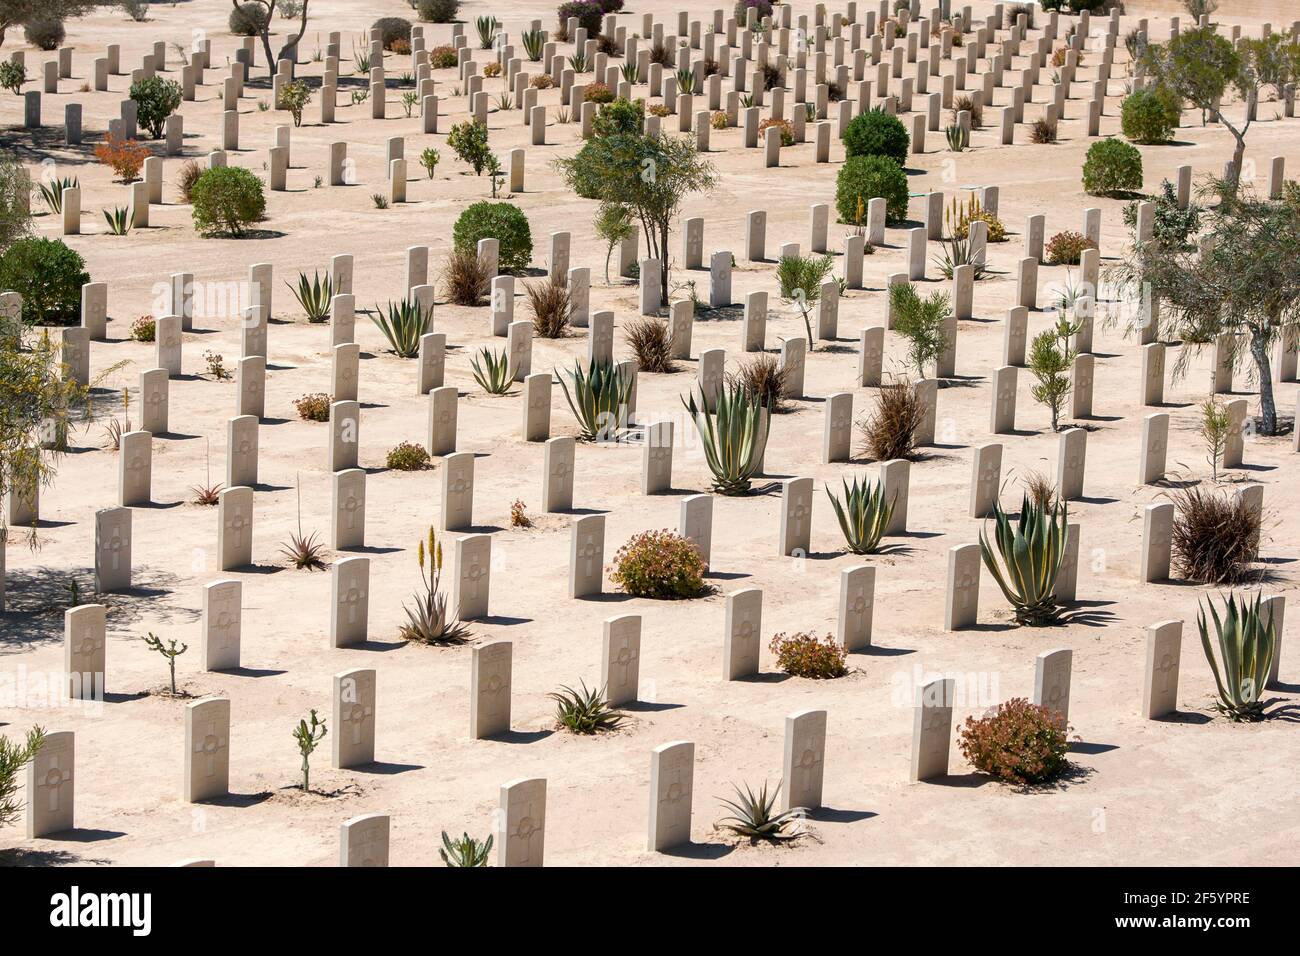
left=1023, top=470, right=1057, bottom=511
left=859, top=379, right=924, bottom=461
left=527, top=274, right=571, bottom=338
left=728, top=353, right=788, bottom=412
left=952, top=94, right=984, bottom=129
left=1169, top=484, right=1262, bottom=584
left=1030, top=117, right=1058, bottom=144
left=625, top=317, right=675, bottom=373
left=176, top=160, right=203, bottom=202
left=442, top=248, right=489, bottom=307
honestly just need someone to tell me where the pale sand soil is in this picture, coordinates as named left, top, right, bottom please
left=0, top=1, right=1297, bottom=866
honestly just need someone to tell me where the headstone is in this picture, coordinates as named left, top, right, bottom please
left=909, top=678, right=953, bottom=781
left=94, top=507, right=132, bottom=592
left=118, top=430, right=152, bottom=506
left=217, top=486, right=253, bottom=571
left=225, top=415, right=258, bottom=489
left=26, top=730, right=74, bottom=837
left=647, top=741, right=693, bottom=851
left=837, top=565, right=874, bottom=650
left=331, top=468, right=366, bottom=550
left=944, top=543, right=980, bottom=630
left=1056, top=427, right=1086, bottom=501
left=332, top=668, right=376, bottom=768
left=601, top=614, right=641, bottom=706
left=439, top=452, right=474, bottom=531
left=453, top=533, right=491, bottom=620
left=1139, top=412, right=1169, bottom=484
left=569, top=514, right=605, bottom=597
left=779, top=477, right=813, bottom=556
left=1141, top=502, right=1174, bottom=583
left=783, top=709, right=827, bottom=811
left=1141, top=342, right=1165, bottom=405
left=881, top=459, right=909, bottom=534
left=970, top=443, right=1001, bottom=518
left=64, top=604, right=106, bottom=700
left=1033, top=648, right=1072, bottom=727
left=641, top=419, right=674, bottom=494
left=339, top=813, right=390, bottom=867
left=329, top=556, right=370, bottom=648
left=184, top=697, right=231, bottom=802
left=417, top=333, right=446, bottom=394
left=198, top=578, right=243, bottom=675
left=329, top=401, right=360, bottom=472
left=427, top=386, right=458, bottom=456
left=678, top=494, right=712, bottom=568
left=723, top=587, right=763, bottom=680
left=236, top=356, right=266, bottom=419
left=1142, top=620, right=1182, bottom=718
left=471, top=640, right=513, bottom=738
left=990, top=366, right=1017, bottom=434
left=497, top=777, right=545, bottom=866
left=543, top=436, right=575, bottom=511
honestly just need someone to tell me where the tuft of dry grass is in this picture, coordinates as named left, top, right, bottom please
left=527, top=274, right=571, bottom=338
left=728, top=353, right=789, bottom=412
left=1030, top=117, right=1058, bottom=144
left=952, top=94, right=984, bottom=129
left=1023, top=470, right=1057, bottom=511
left=442, top=248, right=489, bottom=307
left=858, top=379, right=924, bottom=461
left=176, top=160, right=203, bottom=203
left=625, top=317, right=675, bottom=373
left=1169, top=484, right=1262, bottom=584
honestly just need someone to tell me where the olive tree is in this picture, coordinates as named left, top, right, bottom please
left=230, top=0, right=311, bottom=72
left=554, top=132, right=717, bottom=305
left=1109, top=179, right=1300, bottom=436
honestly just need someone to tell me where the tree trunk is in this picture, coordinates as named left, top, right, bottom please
left=277, top=1, right=311, bottom=64
left=1249, top=331, right=1277, bottom=435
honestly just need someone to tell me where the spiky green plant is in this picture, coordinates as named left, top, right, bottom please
left=400, top=526, right=471, bottom=645
left=439, top=831, right=494, bottom=866
left=558, top=359, right=633, bottom=441
left=568, top=51, right=587, bottom=73
left=521, top=29, right=545, bottom=62
left=38, top=176, right=78, bottom=214
left=978, top=495, right=1069, bottom=626
left=292, top=709, right=327, bottom=792
left=143, top=632, right=188, bottom=695
left=470, top=346, right=513, bottom=395
left=371, top=298, right=430, bottom=358
left=682, top=384, right=769, bottom=496
left=776, top=253, right=835, bottom=349
left=287, top=270, right=333, bottom=323
left=549, top=681, right=625, bottom=734
left=932, top=234, right=988, bottom=280
left=945, top=123, right=968, bottom=152
left=475, top=15, right=499, bottom=49
left=620, top=61, right=640, bottom=84
left=675, top=67, right=696, bottom=94
left=826, top=476, right=894, bottom=554
left=352, top=44, right=371, bottom=74
left=716, top=781, right=804, bottom=840
left=103, top=205, right=131, bottom=235
left=1197, top=592, right=1278, bottom=721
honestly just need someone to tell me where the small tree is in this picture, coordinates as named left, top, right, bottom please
left=447, top=120, right=491, bottom=175
left=229, top=0, right=310, bottom=72
left=890, top=282, right=951, bottom=378
left=1109, top=179, right=1300, bottom=436
left=0, top=0, right=96, bottom=51
left=594, top=201, right=634, bottom=284
left=278, top=78, right=311, bottom=127
left=292, top=709, right=327, bottom=791
left=1199, top=395, right=1231, bottom=480
left=129, top=75, right=182, bottom=139
left=142, top=632, right=187, bottom=695
left=776, top=253, right=835, bottom=350
left=0, top=725, right=44, bottom=828
left=1027, top=315, right=1081, bottom=432
left=418, top=146, right=440, bottom=179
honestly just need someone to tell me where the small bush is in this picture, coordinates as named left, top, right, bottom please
left=0, top=237, right=89, bottom=326
left=527, top=274, right=570, bottom=338
left=859, top=379, right=924, bottom=461
left=556, top=0, right=604, bottom=36
left=530, top=73, right=555, bottom=90
left=647, top=103, right=670, bottom=117
left=294, top=392, right=332, bottom=422
left=610, top=529, right=709, bottom=599
left=734, top=0, right=773, bottom=21
left=130, top=315, right=156, bottom=342
left=190, top=166, right=266, bottom=237
left=1029, top=117, right=1057, bottom=144
left=510, top=499, right=531, bottom=527
left=1044, top=230, right=1095, bottom=266
left=372, top=17, right=412, bottom=50
left=728, top=352, right=788, bottom=411
left=452, top=201, right=533, bottom=272
left=94, top=134, right=151, bottom=182
left=584, top=82, right=615, bottom=104
left=958, top=698, right=1070, bottom=785
left=758, top=117, right=794, bottom=146
left=769, top=632, right=848, bottom=679
left=442, top=248, right=489, bottom=307
left=842, top=109, right=909, bottom=165
left=176, top=159, right=203, bottom=202
left=1169, top=485, right=1261, bottom=584
left=836, top=154, right=909, bottom=225
left=482, top=60, right=500, bottom=78
left=24, top=16, right=65, bottom=51
left=626, top=317, right=674, bottom=372
left=229, top=2, right=268, bottom=35
left=710, top=110, right=727, bottom=130
left=429, top=45, right=458, bottom=69
left=130, top=75, right=182, bottom=139
left=386, top=441, right=431, bottom=471
left=417, top=0, right=460, bottom=23
left=1121, top=87, right=1179, bottom=145
left=946, top=195, right=1007, bottom=243
left=1082, top=138, right=1143, bottom=197
left=593, top=97, right=644, bottom=137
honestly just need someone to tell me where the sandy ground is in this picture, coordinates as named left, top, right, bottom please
left=1, top=0, right=1297, bottom=867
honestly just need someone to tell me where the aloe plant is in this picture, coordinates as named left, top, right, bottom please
left=826, top=476, right=894, bottom=554
left=932, top=234, right=988, bottom=280
left=521, top=29, right=545, bottom=62
left=549, top=681, right=625, bottom=734
left=470, top=346, right=513, bottom=395
left=439, top=831, right=493, bottom=866
left=400, top=527, right=471, bottom=645
left=978, top=495, right=1068, bottom=626
left=568, top=51, right=587, bottom=73
left=370, top=297, right=430, bottom=358
left=558, top=359, right=633, bottom=441
left=103, top=205, right=131, bottom=235
left=682, top=384, right=769, bottom=496
left=945, top=123, right=968, bottom=152
left=1197, top=592, right=1277, bottom=721
left=620, top=61, right=640, bottom=84
left=675, top=67, right=696, bottom=94
left=287, top=270, right=333, bottom=323
left=717, top=781, right=804, bottom=839
left=38, top=176, right=77, bottom=214
left=475, top=15, right=500, bottom=49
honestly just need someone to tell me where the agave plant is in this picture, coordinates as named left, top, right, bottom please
left=475, top=15, right=499, bottom=49
left=675, top=67, right=697, bottom=94
left=371, top=298, right=430, bottom=358
left=38, top=175, right=78, bottom=214
left=978, top=495, right=1068, bottom=626
left=932, top=234, right=988, bottom=280
left=558, top=359, right=633, bottom=441
left=287, top=270, right=333, bottom=323
left=1197, top=592, right=1277, bottom=721
left=682, top=384, right=769, bottom=496
left=568, top=51, right=587, bottom=73
left=400, top=526, right=471, bottom=644
left=945, top=123, right=969, bottom=152
left=521, top=28, right=544, bottom=62
left=470, top=346, right=513, bottom=394
left=620, top=60, right=640, bottom=84
left=439, top=831, right=493, bottom=866
left=826, top=477, right=894, bottom=554
left=717, top=781, right=804, bottom=840
left=103, top=205, right=131, bottom=235
left=549, top=681, right=625, bottom=734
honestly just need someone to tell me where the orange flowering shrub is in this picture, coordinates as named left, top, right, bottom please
left=958, top=698, right=1070, bottom=784
left=758, top=117, right=794, bottom=147
left=769, top=632, right=848, bottom=679
left=94, top=135, right=151, bottom=183
left=611, top=530, right=708, bottom=599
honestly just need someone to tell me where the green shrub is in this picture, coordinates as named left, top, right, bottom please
left=452, top=201, right=533, bottom=272
left=836, top=154, right=909, bottom=225
left=228, top=2, right=268, bottom=35
left=769, top=632, right=848, bottom=679
left=1121, top=87, right=1179, bottom=144
left=1082, top=138, right=1142, bottom=197
left=417, top=0, right=460, bottom=23
left=386, top=441, right=431, bottom=471
left=0, top=237, right=89, bottom=326
left=189, top=166, right=266, bottom=237
left=0, top=60, right=26, bottom=95
left=1121, top=179, right=1201, bottom=249
left=593, top=97, right=644, bottom=136
left=447, top=120, right=491, bottom=175
left=611, top=530, right=709, bottom=598
left=129, top=76, right=182, bottom=139
left=372, top=17, right=412, bottom=50
left=429, top=45, right=458, bottom=69
left=958, top=698, right=1070, bottom=785
left=23, top=16, right=65, bottom=51
left=843, top=109, right=910, bottom=165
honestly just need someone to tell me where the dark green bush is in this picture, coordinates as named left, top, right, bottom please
left=843, top=109, right=910, bottom=166
left=189, top=166, right=266, bottom=237
left=836, top=154, right=909, bottom=224
left=0, top=237, right=89, bottom=326
left=130, top=76, right=182, bottom=139
left=229, top=2, right=268, bottom=35
left=1082, top=138, right=1143, bottom=196
left=593, top=97, right=645, bottom=136
left=23, top=17, right=65, bottom=51
left=372, top=17, right=413, bottom=50
left=1121, top=87, right=1180, bottom=144
left=452, top=201, right=533, bottom=272
left=417, top=0, right=460, bottom=22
